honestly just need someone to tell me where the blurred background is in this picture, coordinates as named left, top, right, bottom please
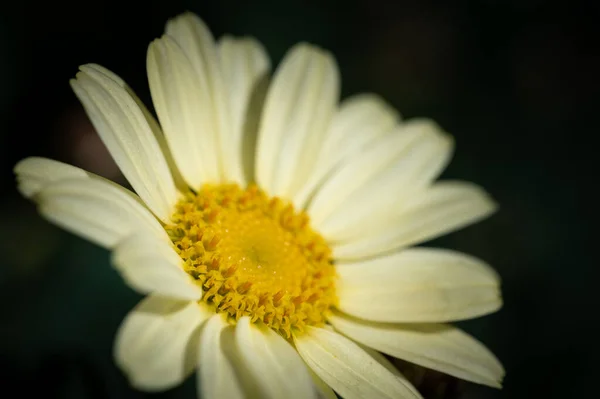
left=1, top=0, right=596, bottom=398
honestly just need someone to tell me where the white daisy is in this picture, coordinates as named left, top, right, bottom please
left=15, top=12, right=504, bottom=399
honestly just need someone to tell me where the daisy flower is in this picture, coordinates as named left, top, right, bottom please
left=15, top=12, right=504, bottom=399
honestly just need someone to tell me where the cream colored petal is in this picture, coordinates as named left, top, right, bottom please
left=309, top=369, right=338, bottom=399
left=14, top=156, right=178, bottom=215
left=36, top=177, right=167, bottom=249
left=308, top=119, right=446, bottom=226
left=165, top=13, right=234, bottom=183
left=218, top=36, right=271, bottom=185
left=81, top=64, right=188, bottom=191
left=319, top=120, right=454, bottom=241
left=235, top=317, right=316, bottom=399
left=294, top=94, right=399, bottom=209
left=14, top=157, right=89, bottom=198
left=148, top=35, right=220, bottom=188
left=333, top=181, right=498, bottom=260
left=115, top=295, right=212, bottom=391
left=269, top=48, right=339, bottom=198
left=336, top=247, right=501, bottom=322
left=360, top=346, right=423, bottom=399
left=70, top=65, right=177, bottom=221
left=112, top=234, right=201, bottom=300
left=255, top=43, right=339, bottom=198
left=198, top=314, right=244, bottom=399
left=319, top=94, right=401, bottom=174
left=294, top=327, right=421, bottom=399
left=361, top=345, right=414, bottom=383
left=329, top=313, right=505, bottom=388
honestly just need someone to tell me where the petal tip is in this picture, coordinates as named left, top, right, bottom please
left=13, top=157, right=35, bottom=175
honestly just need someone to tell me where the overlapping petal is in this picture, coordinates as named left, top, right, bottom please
left=165, top=12, right=236, bottom=183
left=14, top=157, right=89, bottom=198
left=112, top=234, right=202, bottom=300
left=332, top=181, right=497, bottom=260
left=234, top=317, right=316, bottom=399
left=34, top=177, right=167, bottom=248
left=197, top=314, right=244, bottom=399
left=115, top=296, right=212, bottom=391
left=293, top=94, right=399, bottom=208
left=70, top=65, right=177, bottom=221
left=148, top=35, right=220, bottom=188
left=335, top=248, right=501, bottom=322
left=218, top=36, right=271, bottom=184
left=255, top=43, right=339, bottom=198
left=294, top=327, right=422, bottom=399
left=329, top=312, right=505, bottom=388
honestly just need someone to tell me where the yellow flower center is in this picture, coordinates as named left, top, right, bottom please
left=166, top=184, right=337, bottom=338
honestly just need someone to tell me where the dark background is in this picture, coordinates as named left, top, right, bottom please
left=1, top=0, right=597, bottom=398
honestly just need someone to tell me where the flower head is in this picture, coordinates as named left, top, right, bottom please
left=15, top=12, right=504, bottom=399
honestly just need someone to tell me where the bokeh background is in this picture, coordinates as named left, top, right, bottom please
left=1, top=0, right=596, bottom=398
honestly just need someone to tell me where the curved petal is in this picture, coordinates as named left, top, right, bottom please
left=293, top=94, right=399, bottom=209
left=197, top=314, right=244, bottom=399
left=14, top=157, right=89, bottom=198
left=165, top=12, right=234, bottom=183
left=70, top=65, right=177, bottom=221
left=35, top=177, right=167, bottom=248
left=294, top=327, right=421, bottom=399
left=112, top=234, right=202, bottom=300
left=318, top=120, right=454, bottom=241
left=82, top=64, right=188, bottom=191
left=335, top=247, right=501, bottom=322
left=148, top=35, right=220, bottom=188
left=329, top=313, right=505, bottom=388
left=256, top=43, right=339, bottom=199
left=333, top=181, right=498, bottom=260
left=361, top=345, right=418, bottom=387
left=14, top=156, right=181, bottom=210
left=114, top=295, right=212, bottom=391
left=234, top=317, right=316, bottom=399
left=309, top=369, right=337, bottom=399
left=218, top=36, right=271, bottom=185
left=308, top=119, right=447, bottom=226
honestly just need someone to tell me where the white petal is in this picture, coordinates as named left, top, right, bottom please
left=36, top=177, right=167, bottom=248
left=293, top=94, right=399, bottom=209
left=329, top=313, right=505, bottom=388
left=335, top=247, right=502, bottom=322
left=308, top=119, right=445, bottom=226
left=148, top=35, right=220, bottom=188
left=14, top=157, right=89, bottom=198
left=198, top=314, right=244, bottom=399
left=333, top=181, right=498, bottom=260
left=235, top=317, right=316, bottom=399
left=81, top=64, right=188, bottom=191
left=115, top=295, right=212, bottom=391
left=112, top=234, right=202, bottom=300
left=218, top=36, right=271, bottom=185
left=360, top=346, right=423, bottom=399
left=361, top=345, right=417, bottom=385
left=70, top=65, right=177, bottom=221
left=294, top=327, right=421, bottom=399
left=13, top=156, right=181, bottom=210
left=309, top=369, right=338, bottom=399
left=256, top=44, right=339, bottom=198
left=319, top=120, right=454, bottom=241
left=165, top=13, right=234, bottom=183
